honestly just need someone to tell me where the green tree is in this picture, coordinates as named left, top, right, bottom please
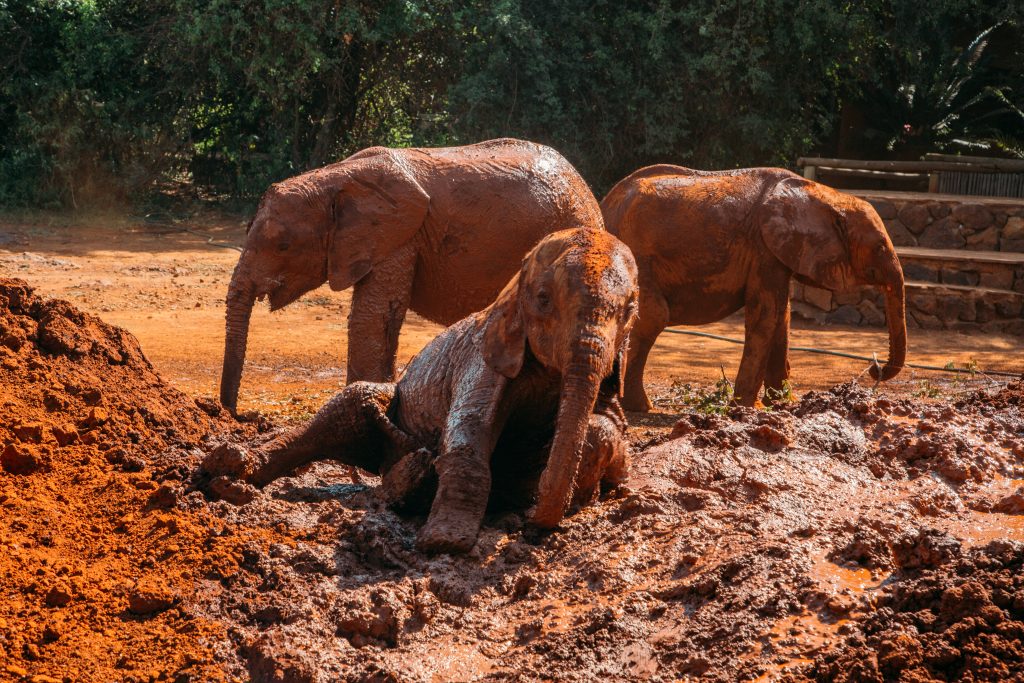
left=1, top=0, right=1020, bottom=208
left=175, top=0, right=454, bottom=197
left=444, top=0, right=862, bottom=192
left=838, top=2, right=1024, bottom=158
left=0, top=0, right=185, bottom=207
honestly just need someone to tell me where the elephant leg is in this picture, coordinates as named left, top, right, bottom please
left=763, top=298, right=792, bottom=404
left=418, top=443, right=493, bottom=554
left=203, top=382, right=400, bottom=487
left=417, top=369, right=506, bottom=554
left=622, top=283, right=669, bottom=412
left=733, top=270, right=790, bottom=407
left=378, top=448, right=437, bottom=512
left=346, top=243, right=417, bottom=383
left=572, top=399, right=629, bottom=509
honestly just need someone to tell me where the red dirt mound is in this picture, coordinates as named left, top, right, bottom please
left=796, top=540, right=1024, bottom=682
left=957, top=377, right=1024, bottom=411
left=0, top=278, right=240, bottom=682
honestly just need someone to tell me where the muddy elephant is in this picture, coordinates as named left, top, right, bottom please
left=221, top=138, right=604, bottom=413
left=601, top=165, right=907, bottom=410
left=205, top=229, right=639, bottom=554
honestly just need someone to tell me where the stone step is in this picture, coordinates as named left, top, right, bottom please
left=792, top=278, right=1024, bottom=335
left=852, top=191, right=1024, bottom=253
left=853, top=190, right=1024, bottom=207
left=905, top=280, right=1023, bottom=297
left=903, top=281, right=1024, bottom=333
left=896, top=247, right=1024, bottom=292
left=897, top=246, right=1024, bottom=264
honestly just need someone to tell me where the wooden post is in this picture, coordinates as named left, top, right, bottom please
left=928, top=172, right=939, bottom=193
left=803, top=165, right=817, bottom=181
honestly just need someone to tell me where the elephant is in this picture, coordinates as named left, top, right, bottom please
left=600, top=165, right=907, bottom=411
left=203, top=228, right=640, bottom=554
left=220, top=138, right=605, bottom=413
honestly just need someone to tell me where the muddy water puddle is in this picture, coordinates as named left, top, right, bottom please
left=809, top=551, right=887, bottom=595
left=749, top=554, right=883, bottom=682
left=399, top=638, right=494, bottom=683
left=747, top=611, right=846, bottom=683
left=941, top=509, right=1024, bottom=546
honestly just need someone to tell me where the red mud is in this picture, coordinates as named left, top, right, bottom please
left=0, top=278, right=278, bottom=682
left=3, top=276, right=1024, bottom=682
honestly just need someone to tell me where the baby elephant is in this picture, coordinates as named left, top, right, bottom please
left=204, top=228, right=639, bottom=554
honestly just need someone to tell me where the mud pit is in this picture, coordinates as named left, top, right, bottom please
left=3, top=276, right=1024, bottom=682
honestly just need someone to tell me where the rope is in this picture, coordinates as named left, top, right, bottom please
left=183, top=228, right=242, bottom=252
left=135, top=220, right=243, bottom=252
left=661, top=328, right=1022, bottom=378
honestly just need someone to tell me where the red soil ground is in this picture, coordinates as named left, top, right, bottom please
left=2, top=214, right=1024, bottom=682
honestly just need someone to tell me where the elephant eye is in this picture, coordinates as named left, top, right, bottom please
left=277, top=242, right=290, bottom=252
left=535, top=289, right=552, bottom=312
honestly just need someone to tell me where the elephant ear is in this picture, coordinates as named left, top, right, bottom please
left=327, top=154, right=430, bottom=291
left=759, top=176, right=850, bottom=290
left=480, top=273, right=526, bottom=378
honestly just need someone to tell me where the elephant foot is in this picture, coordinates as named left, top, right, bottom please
left=379, top=448, right=436, bottom=511
left=416, top=511, right=480, bottom=555
left=572, top=414, right=629, bottom=509
left=201, top=442, right=257, bottom=480
left=199, top=443, right=260, bottom=504
left=621, top=392, right=653, bottom=413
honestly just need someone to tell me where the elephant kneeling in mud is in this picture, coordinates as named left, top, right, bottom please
left=203, top=229, right=639, bottom=554
left=601, top=166, right=907, bottom=410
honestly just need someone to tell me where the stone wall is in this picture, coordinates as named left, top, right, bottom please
left=895, top=253, right=1024, bottom=293
left=792, top=281, right=1024, bottom=335
left=854, top=192, right=1024, bottom=252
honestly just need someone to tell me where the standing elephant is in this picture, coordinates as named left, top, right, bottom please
left=221, top=138, right=604, bottom=413
left=204, top=229, right=639, bottom=554
left=601, top=165, right=907, bottom=411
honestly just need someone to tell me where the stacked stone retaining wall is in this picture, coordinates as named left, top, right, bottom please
left=792, top=280, right=1024, bottom=336
left=858, top=192, right=1024, bottom=252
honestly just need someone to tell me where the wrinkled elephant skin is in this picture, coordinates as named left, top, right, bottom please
left=601, top=165, right=907, bottom=410
left=221, top=138, right=604, bottom=413
left=205, top=229, right=639, bottom=554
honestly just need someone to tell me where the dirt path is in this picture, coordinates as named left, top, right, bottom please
left=1, top=213, right=1019, bottom=419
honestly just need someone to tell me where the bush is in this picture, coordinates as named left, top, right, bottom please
left=0, top=0, right=1020, bottom=208
left=445, top=0, right=860, bottom=192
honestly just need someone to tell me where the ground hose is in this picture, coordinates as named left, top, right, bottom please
left=661, top=328, right=1021, bottom=379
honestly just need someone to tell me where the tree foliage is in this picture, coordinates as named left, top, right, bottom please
left=0, top=0, right=1020, bottom=208
left=840, top=1, right=1024, bottom=158
left=446, top=0, right=862, bottom=191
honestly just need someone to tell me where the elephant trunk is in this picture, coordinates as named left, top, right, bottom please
left=869, top=280, right=907, bottom=382
left=220, top=270, right=256, bottom=413
left=531, top=345, right=604, bottom=529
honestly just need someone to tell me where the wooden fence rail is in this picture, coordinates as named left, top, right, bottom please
left=796, top=156, right=1024, bottom=198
